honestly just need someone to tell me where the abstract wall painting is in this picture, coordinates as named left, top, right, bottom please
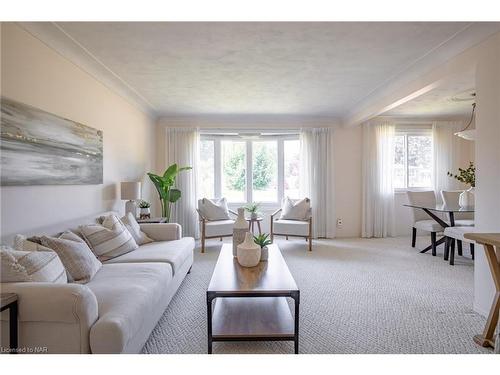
left=0, top=97, right=103, bottom=186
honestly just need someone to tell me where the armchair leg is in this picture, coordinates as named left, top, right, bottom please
left=450, top=239, right=455, bottom=265
left=457, top=240, right=463, bottom=256
left=286, top=236, right=289, bottom=240
left=308, top=236, right=312, bottom=252
left=411, top=227, right=417, bottom=248
left=201, top=221, right=206, bottom=254
left=470, top=243, right=475, bottom=260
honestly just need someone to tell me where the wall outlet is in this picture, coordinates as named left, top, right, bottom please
left=336, top=218, right=343, bottom=228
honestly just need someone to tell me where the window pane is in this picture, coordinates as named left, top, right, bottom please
left=284, top=140, right=300, bottom=199
left=221, top=140, right=246, bottom=202
left=199, top=139, right=215, bottom=198
left=408, top=135, right=432, bottom=188
left=393, top=135, right=406, bottom=189
left=252, top=141, right=278, bottom=202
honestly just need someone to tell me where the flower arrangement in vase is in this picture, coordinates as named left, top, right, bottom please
left=447, top=162, right=475, bottom=207
left=253, top=233, right=272, bottom=261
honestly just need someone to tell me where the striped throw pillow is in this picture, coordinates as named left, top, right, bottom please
left=0, top=245, right=67, bottom=284
left=41, top=231, right=102, bottom=284
left=80, top=214, right=138, bottom=262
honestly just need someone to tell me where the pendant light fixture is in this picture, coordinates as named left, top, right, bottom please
left=455, top=102, right=476, bottom=141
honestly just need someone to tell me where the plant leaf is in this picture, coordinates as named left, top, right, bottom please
left=163, top=164, right=178, bottom=180
left=148, top=173, right=167, bottom=200
left=167, top=188, right=181, bottom=203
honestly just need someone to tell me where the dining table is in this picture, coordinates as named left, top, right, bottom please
left=403, top=203, right=475, bottom=254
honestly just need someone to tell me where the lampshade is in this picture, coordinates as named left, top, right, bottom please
left=121, top=181, right=141, bottom=200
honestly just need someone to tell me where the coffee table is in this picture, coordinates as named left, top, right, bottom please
left=206, top=243, right=300, bottom=354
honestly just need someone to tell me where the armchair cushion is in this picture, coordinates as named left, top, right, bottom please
left=280, top=197, right=311, bottom=221
left=198, top=198, right=230, bottom=221
left=204, top=219, right=235, bottom=237
left=273, top=219, right=310, bottom=236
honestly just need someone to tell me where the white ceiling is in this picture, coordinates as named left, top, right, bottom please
left=383, top=70, right=476, bottom=118
left=19, top=22, right=499, bottom=119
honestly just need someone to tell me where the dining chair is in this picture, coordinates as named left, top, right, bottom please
left=443, top=226, right=475, bottom=265
left=440, top=190, right=475, bottom=226
left=406, top=191, right=445, bottom=256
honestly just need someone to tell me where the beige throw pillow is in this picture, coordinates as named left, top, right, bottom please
left=0, top=245, right=67, bottom=284
left=41, top=231, right=102, bottom=284
left=80, top=214, right=138, bottom=261
left=199, top=198, right=230, bottom=220
left=121, top=212, right=154, bottom=245
left=280, top=197, right=311, bottom=221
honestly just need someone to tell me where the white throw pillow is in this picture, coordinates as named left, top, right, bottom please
left=41, top=231, right=102, bottom=284
left=0, top=245, right=67, bottom=284
left=199, top=198, right=230, bottom=220
left=121, top=212, right=154, bottom=245
left=80, top=214, right=139, bottom=262
left=280, top=197, right=311, bottom=221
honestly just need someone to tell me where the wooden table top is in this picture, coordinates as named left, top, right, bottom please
left=208, top=243, right=298, bottom=294
left=1, top=293, right=18, bottom=309
left=464, top=233, right=500, bottom=247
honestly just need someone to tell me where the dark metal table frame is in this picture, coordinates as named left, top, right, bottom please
left=206, top=290, right=300, bottom=354
left=404, top=204, right=474, bottom=255
left=0, top=295, right=18, bottom=354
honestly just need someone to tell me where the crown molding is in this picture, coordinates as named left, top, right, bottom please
left=18, top=22, right=157, bottom=119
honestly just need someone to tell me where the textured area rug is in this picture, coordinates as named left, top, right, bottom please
left=143, top=237, right=489, bottom=354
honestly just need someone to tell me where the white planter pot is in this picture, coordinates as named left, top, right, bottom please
left=233, top=207, right=248, bottom=256
left=260, top=245, right=269, bottom=261
left=459, top=187, right=475, bottom=208
left=251, top=212, right=258, bottom=220
left=237, top=232, right=261, bottom=267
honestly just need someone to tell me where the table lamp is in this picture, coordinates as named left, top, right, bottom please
left=121, top=181, right=141, bottom=217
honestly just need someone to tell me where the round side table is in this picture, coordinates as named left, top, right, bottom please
left=246, top=217, right=263, bottom=235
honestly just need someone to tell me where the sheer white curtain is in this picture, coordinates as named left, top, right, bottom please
left=433, top=121, right=465, bottom=199
left=361, top=121, right=396, bottom=238
left=166, top=128, right=200, bottom=238
left=300, top=128, right=335, bottom=238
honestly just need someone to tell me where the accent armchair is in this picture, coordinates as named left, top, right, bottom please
left=196, top=199, right=237, bottom=253
left=270, top=199, right=313, bottom=252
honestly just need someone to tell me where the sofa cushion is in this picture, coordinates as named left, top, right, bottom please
left=41, top=231, right=102, bottom=284
left=204, top=219, right=235, bottom=237
left=0, top=245, right=67, bottom=284
left=86, top=263, right=172, bottom=354
left=273, top=219, right=310, bottom=236
left=121, top=212, right=154, bottom=245
left=80, top=214, right=139, bottom=262
left=104, top=237, right=194, bottom=275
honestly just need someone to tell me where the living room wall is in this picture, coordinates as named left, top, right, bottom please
left=156, top=116, right=363, bottom=238
left=0, top=23, right=156, bottom=242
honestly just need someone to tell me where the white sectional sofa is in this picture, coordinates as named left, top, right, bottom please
left=0, top=214, right=195, bottom=354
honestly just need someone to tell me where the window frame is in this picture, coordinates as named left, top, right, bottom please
left=394, top=126, right=433, bottom=192
left=199, top=133, right=300, bottom=207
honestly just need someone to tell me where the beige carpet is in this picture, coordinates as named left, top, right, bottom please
left=143, top=236, right=490, bottom=354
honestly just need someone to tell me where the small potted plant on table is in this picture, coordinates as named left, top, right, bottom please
left=253, top=233, right=272, bottom=261
left=244, top=202, right=261, bottom=220
left=447, top=161, right=475, bottom=207
left=138, top=200, right=151, bottom=219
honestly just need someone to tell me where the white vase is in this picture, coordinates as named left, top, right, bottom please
left=237, top=232, right=261, bottom=267
left=260, top=245, right=269, bottom=261
left=233, top=207, right=248, bottom=256
left=459, top=187, right=475, bottom=208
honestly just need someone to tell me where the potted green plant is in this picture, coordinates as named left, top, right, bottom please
left=138, top=200, right=151, bottom=219
left=253, top=233, right=272, bottom=261
left=244, top=202, right=261, bottom=220
left=147, top=163, right=192, bottom=222
left=447, top=161, right=475, bottom=207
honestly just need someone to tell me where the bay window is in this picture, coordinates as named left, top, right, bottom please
left=199, top=134, right=300, bottom=204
